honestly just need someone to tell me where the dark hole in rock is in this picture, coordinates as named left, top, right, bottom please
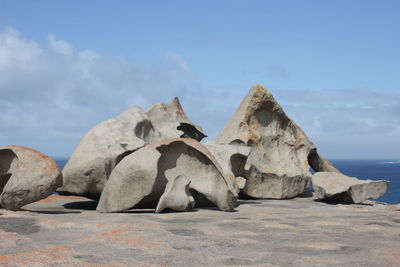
left=0, top=149, right=17, bottom=194
left=231, top=153, right=247, bottom=177
left=229, top=139, right=246, bottom=146
left=252, top=105, right=273, bottom=127
left=177, top=123, right=207, bottom=141
left=134, top=119, right=155, bottom=142
left=307, top=148, right=324, bottom=172
left=189, top=189, right=215, bottom=208
left=0, top=173, right=12, bottom=195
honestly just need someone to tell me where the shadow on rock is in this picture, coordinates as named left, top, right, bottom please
left=20, top=209, right=81, bottom=214
left=63, top=200, right=98, bottom=210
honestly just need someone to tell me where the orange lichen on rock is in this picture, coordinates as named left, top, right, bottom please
left=40, top=218, right=61, bottom=227
left=0, top=246, right=87, bottom=265
left=84, top=227, right=162, bottom=249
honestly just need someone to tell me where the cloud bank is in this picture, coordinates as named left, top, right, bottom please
left=1, top=27, right=399, bottom=159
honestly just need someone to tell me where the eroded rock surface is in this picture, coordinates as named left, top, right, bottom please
left=155, top=175, right=195, bottom=213
left=0, top=146, right=62, bottom=210
left=97, top=138, right=237, bottom=213
left=313, top=172, right=389, bottom=203
left=204, top=141, right=250, bottom=193
left=217, top=84, right=339, bottom=199
left=59, top=98, right=206, bottom=197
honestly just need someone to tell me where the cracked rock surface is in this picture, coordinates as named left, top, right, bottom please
left=59, top=98, right=205, bottom=198
left=0, top=146, right=62, bottom=211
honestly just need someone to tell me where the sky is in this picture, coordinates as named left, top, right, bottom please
left=0, top=0, right=399, bottom=159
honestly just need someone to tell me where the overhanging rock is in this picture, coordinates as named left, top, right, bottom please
left=96, top=138, right=237, bottom=213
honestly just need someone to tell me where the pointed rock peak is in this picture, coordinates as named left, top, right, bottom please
left=217, top=84, right=339, bottom=199
left=171, top=96, right=182, bottom=108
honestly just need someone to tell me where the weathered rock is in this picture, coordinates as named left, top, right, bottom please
left=155, top=175, right=195, bottom=213
left=236, top=177, right=247, bottom=190
left=97, top=138, right=237, bottom=213
left=0, top=146, right=62, bottom=210
left=217, top=84, right=339, bottom=199
left=243, top=166, right=310, bottom=199
left=59, top=98, right=206, bottom=197
left=312, top=172, right=389, bottom=203
left=203, top=141, right=250, bottom=193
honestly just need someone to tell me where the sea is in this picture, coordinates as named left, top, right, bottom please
left=55, top=159, right=400, bottom=204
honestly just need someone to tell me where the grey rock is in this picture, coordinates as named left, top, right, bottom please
left=97, top=138, right=237, bottom=213
left=0, top=145, right=62, bottom=210
left=243, top=166, right=310, bottom=199
left=59, top=98, right=206, bottom=197
left=216, top=84, right=339, bottom=199
left=203, top=141, right=250, bottom=193
left=312, top=172, right=389, bottom=203
left=155, top=175, right=195, bottom=213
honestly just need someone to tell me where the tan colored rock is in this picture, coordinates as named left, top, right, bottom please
left=155, top=175, right=195, bottom=213
left=217, top=85, right=339, bottom=199
left=203, top=141, right=250, bottom=193
left=97, top=138, right=237, bottom=213
left=0, top=146, right=62, bottom=210
left=312, top=172, right=389, bottom=203
left=59, top=98, right=206, bottom=197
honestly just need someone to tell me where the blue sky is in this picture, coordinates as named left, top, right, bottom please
left=1, top=0, right=399, bottom=159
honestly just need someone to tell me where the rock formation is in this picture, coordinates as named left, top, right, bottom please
left=204, top=141, right=250, bottom=193
left=59, top=98, right=206, bottom=198
left=96, top=138, right=237, bottom=213
left=0, top=146, right=62, bottom=210
left=155, top=175, right=195, bottom=213
left=312, top=172, right=389, bottom=203
left=217, top=84, right=339, bottom=199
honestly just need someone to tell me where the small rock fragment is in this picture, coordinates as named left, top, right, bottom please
left=312, top=172, right=389, bottom=203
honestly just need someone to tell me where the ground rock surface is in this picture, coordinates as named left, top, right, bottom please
left=59, top=98, right=205, bottom=197
left=313, top=172, right=389, bottom=203
left=0, top=146, right=62, bottom=210
left=0, top=194, right=399, bottom=266
left=97, top=138, right=237, bottom=213
left=217, top=84, right=339, bottom=199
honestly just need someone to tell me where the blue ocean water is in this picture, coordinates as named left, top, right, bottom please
left=54, top=159, right=400, bottom=204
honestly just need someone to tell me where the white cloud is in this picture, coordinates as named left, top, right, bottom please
left=0, top=27, right=196, bottom=157
left=0, top=27, right=42, bottom=72
left=0, top=27, right=398, bottom=159
left=48, top=34, right=73, bottom=56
